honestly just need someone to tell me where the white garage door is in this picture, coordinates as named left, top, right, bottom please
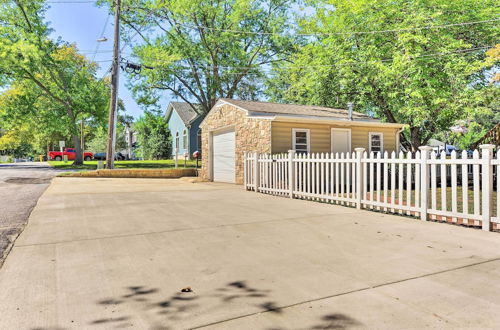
left=213, top=130, right=235, bottom=183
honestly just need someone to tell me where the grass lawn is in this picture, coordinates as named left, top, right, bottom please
left=48, top=159, right=199, bottom=170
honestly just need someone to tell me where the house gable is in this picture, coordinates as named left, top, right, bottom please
left=199, top=99, right=249, bottom=128
left=167, top=107, right=189, bottom=155
left=166, top=102, right=205, bottom=155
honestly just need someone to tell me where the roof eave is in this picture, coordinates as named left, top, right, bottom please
left=269, top=114, right=407, bottom=128
left=165, top=103, right=174, bottom=121
left=200, top=99, right=249, bottom=127
left=166, top=102, right=199, bottom=126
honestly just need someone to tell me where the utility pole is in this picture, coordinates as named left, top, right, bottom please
left=106, top=0, right=121, bottom=169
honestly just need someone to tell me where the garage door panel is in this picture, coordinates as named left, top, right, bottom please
left=213, top=130, right=235, bottom=183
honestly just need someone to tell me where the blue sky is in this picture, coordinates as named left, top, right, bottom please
left=45, top=1, right=160, bottom=118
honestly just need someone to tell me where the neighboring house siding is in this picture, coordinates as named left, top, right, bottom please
left=168, top=109, right=188, bottom=157
left=271, top=122, right=398, bottom=154
left=189, top=116, right=204, bottom=154
left=201, top=104, right=272, bottom=184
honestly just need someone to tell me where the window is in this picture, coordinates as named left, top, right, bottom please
left=369, top=132, right=383, bottom=153
left=182, top=130, right=188, bottom=150
left=292, top=128, right=310, bottom=153
left=197, top=129, right=202, bottom=152
left=175, top=132, right=179, bottom=150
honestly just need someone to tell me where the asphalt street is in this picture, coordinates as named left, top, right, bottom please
left=0, top=162, right=61, bottom=267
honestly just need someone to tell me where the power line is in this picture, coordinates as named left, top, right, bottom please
left=97, top=4, right=158, bottom=80
left=130, top=45, right=493, bottom=73
left=46, top=1, right=94, bottom=3
left=91, top=13, right=111, bottom=61
left=119, top=6, right=158, bottom=54
left=175, top=17, right=500, bottom=37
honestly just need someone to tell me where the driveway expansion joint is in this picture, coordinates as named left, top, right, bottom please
left=14, top=212, right=359, bottom=248
left=191, top=256, right=500, bottom=329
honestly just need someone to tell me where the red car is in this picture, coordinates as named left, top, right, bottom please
left=48, top=148, right=93, bottom=161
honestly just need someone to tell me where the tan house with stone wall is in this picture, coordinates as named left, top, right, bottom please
left=200, top=98, right=406, bottom=184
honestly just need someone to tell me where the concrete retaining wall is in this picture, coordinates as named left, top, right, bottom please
left=65, top=168, right=197, bottom=178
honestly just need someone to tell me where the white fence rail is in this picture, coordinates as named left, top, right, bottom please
left=244, top=145, right=500, bottom=231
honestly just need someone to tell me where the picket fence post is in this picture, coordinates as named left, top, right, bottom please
left=253, top=152, right=260, bottom=193
left=288, top=150, right=296, bottom=198
left=355, top=148, right=365, bottom=210
left=243, top=151, right=248, bottom=190
left=480, top=144, right=495, bottom=231
left=419, top=146, right=433, bottom=221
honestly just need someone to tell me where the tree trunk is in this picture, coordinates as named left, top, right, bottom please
left=409, top=127, right=422, bottom=152
left=72, top=134, right=83, bottom=165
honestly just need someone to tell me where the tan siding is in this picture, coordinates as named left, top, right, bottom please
left=351, top=126, right=398, bottom=152
left=272, top=122, right=330, bottom=153
left=272, top=121, right=399, bottom=154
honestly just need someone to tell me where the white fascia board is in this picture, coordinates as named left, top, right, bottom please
left=165, top=103, right=175, bottom=121
left=268, top=114, right=406, bottom=128
left=199, top=99, right=250, bottom=128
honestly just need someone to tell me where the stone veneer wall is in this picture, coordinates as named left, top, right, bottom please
left=200, top=103, right=272, bottom=184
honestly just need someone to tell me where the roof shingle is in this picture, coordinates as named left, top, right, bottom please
left=219, top=98, right=376, bottom=121
left=169, top=102, right=202, bottom=125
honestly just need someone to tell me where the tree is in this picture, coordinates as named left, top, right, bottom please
left=134, top=111, right=171, bottom=160
left=86, top=113, right=134, bottom=153
left=486, top=44, right=500, bottom=82
left=0, top=0, right=109, bottom=164
left=114, top=0, right=299, bottom=114
left=0, top=82, right=67, bottom=156
left=266, top=0, right=499, bottom=151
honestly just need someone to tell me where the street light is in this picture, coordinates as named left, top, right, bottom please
left=96, top=37, right=108, bottom=42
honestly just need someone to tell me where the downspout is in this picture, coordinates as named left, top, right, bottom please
left=186, top=124, right=191, bottom=158
left=396, top=127, right=405, bottom=152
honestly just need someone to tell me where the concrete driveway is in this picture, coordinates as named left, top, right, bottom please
left=1, top=178, right=500, bottom=329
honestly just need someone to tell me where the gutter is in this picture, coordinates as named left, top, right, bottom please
left=266, top=114, right=406, bottom=129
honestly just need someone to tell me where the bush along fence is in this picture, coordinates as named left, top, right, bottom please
left=244, top=144, right=500, bottom=232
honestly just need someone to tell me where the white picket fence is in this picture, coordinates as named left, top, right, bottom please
left=244, top=145, right=500, bottom=231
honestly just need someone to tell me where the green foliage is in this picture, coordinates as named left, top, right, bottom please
left=86, top=126, right=108, bottom=153
left=0, top=1, right=109, bottom=164
left=86, top=114, right=132, bottom=153
left=134, top=111, right=171, bottom=160
left=114, top=0, right=299, bottom=114
left=266, top=0, right=499, bottom=150
left=432, top=84, right=500, bottom=149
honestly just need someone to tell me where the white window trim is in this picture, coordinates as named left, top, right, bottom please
left=369, top=132, right=384, bottom=153
left=175, top=132, right=180, bottom=150
left=292, top=128, right=311, bottom=153
left=330, top=128, right=352, bottom=153
left=182, top=129, right=188, bottom=149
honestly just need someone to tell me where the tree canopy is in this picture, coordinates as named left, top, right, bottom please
left=115, top=0, right=299, bottom=114
left=0, top=0, right=109, bottom=163
left=134, top=110, right=171, bottom=160
left=265, top=0, right=499, bottom=150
